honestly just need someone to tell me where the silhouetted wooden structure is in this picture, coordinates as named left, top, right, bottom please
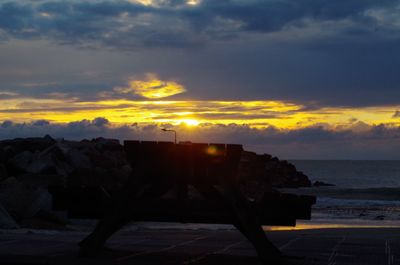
left=51, top=141, right=315, bottom=264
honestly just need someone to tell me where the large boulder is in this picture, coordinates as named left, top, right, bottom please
left=238, top=151, right=311, bottom=200
left=7, top=144, right=71, bottom=177
left=0, top=202, right=18, bottom=229
left=65, top=148, right=92, bottom=169
left=92, top=137, right=122, bottom=152
left=0, top=163, right=8, bottom=182
left=7, top=151, right=34, bottom=175
left=0, top=136, right=133, bottom=227
left=16, top=173, right=64, bottom=188
left=0, top=135, right=56, bottom=157
left=0, top=177, right=52, bottom=221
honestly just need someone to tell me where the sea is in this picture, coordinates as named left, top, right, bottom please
left=283, top=160, right=400, bottom=229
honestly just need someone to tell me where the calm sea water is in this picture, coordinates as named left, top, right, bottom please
left=290, top=160, right=400, bottom=188
left=288, top=160, right=400, bottom=221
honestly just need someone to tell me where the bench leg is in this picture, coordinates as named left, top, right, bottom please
left=79, top=202, right=130, bottom=256
left=79, top=183, right=170, bottom=256
left=218, top=186, right=283, bottom=264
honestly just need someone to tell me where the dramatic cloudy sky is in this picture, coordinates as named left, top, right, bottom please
left=1, top=0, right=400, bottom=159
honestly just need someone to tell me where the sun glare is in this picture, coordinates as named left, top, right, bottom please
left=129, top=0, right=154, bottom=6
left=177, top=118, right=200, bottom=126
left=187, top=0, right=201, bottom=5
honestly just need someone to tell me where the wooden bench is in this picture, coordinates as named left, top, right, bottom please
left=50, top=141, right=316, bottom=264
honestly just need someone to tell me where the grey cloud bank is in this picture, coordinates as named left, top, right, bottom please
left=0, top=0, right=398, bottom=47
left=1, top=118, right=399, bottom=160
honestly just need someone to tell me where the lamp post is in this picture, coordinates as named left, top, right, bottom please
left=161, top=128, right=177, bottom=144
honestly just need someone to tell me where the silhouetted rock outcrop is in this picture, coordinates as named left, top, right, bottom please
left=313, top=181, right=335, bottom=187
left=239, top=151, right=311, bottom=200
left=0, top=136, right=131, bottom=228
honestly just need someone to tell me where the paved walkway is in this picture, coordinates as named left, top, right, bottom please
left=0, top=228, right=399, bottom=264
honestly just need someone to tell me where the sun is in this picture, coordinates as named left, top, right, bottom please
left=177, top=118, right=200, bottom=126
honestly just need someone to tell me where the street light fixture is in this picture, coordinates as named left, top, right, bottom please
left=161, top=128, right=177, bottom=144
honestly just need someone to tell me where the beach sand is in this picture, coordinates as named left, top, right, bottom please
left=1, top=225, right=399, bottom=265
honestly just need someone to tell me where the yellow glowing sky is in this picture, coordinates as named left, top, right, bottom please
left=1, top=97, right=399, bottom=130
left=1, top=74, right=399, bottom=129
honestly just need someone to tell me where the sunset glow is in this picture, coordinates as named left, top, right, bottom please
left=1, top=97, right=399, bottom=130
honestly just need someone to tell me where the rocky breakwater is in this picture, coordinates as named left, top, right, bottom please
left=0, top=136, right=311, bottom=229
left=0, top=136, right=131, bottom=229
left=238, top=151, right=311, bottom=201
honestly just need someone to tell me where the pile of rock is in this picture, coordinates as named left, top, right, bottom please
left=0, top=136, right=131, bottom=229
left=239, top=151, right=311, bottom=200
left=0, top=136, right=311, bottom=229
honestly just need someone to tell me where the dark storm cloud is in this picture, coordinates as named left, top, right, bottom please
left=0, top=0, right=197, bottom=48
left=0, top=0, right=399, bottom=48
left=0, top=2, right=34, bottom=35
left=189, top=0, right=394, bottom=32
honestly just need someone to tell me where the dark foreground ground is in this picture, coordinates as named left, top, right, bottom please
left=0, top=227, right=399, bottom=265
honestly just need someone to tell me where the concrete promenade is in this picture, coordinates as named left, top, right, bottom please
left=0, top=227, right=399, bottom=265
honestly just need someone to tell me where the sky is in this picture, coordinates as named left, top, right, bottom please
left=1, top=0, right=400, bottom=159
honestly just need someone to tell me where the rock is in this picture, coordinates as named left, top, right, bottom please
left=7, top=145, right=71, bottom=177
left=92, top=137, right=122, bottom=152
left=7, top=151, right=34, bottom=175
left=0, top=163, right=8, bottom=181
left=0, top=202, right=19, bottom=229
left=16, top=173, right=65, bottom=187
left=65, top=148, right=92, bottom=169
left=87, top=151, right=119, bottom=169
left=29, top=144, right=71, bottom=176
left=0, top=148, right=5, bottom=163
left=238, top=151, right=311, bottom=200
left=0, top=177, right=51, bottom=221
left=1, top=145, right=16, bottom=162
left=263, top=155, right=311, bottom=188
left=0, top=136, right=56, bottom=155
left=313, top=181, right=335, bottom=187
left=43, top=134, right=55, bottom=142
